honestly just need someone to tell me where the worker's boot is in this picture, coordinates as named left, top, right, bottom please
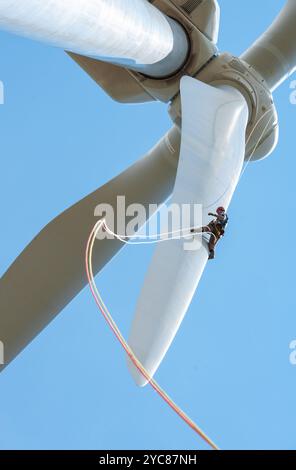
left=208, top=250, right=215, bottom=260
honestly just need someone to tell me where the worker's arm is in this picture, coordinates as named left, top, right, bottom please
left=208, top=212, right=217, bottom=218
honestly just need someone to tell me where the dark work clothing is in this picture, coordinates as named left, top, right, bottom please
left=203, top=213, right=229, bottom=259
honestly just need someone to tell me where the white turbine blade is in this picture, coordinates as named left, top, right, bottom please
left=128, top=77, right=248, bottom=386
left=0, top=0, right=185, bottom=73
left=0, top=126, right=181, bottom=371
left=241, top=0, right=296, bottom=91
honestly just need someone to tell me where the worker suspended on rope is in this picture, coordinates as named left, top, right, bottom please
left=191, top=206, right=228, bottom=260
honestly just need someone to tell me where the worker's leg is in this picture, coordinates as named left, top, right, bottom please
left=208, top=234, right=216, bottom=260
left=190, top=226, right=216, bottom=259
left=190, top=225, right=206, bottom=234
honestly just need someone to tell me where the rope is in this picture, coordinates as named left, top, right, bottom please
left=84, top=101, right=274, bottom=449
left=86, top=219, right=219, bottom=450
left=204, top=107, right=275, bottom=210
left=102, top=222, right=217, bottom=246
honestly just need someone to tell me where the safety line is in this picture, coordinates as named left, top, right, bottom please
left=204, top=107, right=275, bottom=210
left=102, top=222, right=216, bottom=245
left=86, top=219, right=219, bottom=450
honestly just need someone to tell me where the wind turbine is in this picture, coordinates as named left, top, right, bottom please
left=0, top=1, right=295, bottom=388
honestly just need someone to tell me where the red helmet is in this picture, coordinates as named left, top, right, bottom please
left=217, top=206, right=225, bottom=214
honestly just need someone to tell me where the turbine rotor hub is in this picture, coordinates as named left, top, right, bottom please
left=169, top=52, right=279, bottom=161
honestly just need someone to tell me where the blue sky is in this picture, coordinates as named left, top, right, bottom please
left=0, top=0, right=295, bottom=450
